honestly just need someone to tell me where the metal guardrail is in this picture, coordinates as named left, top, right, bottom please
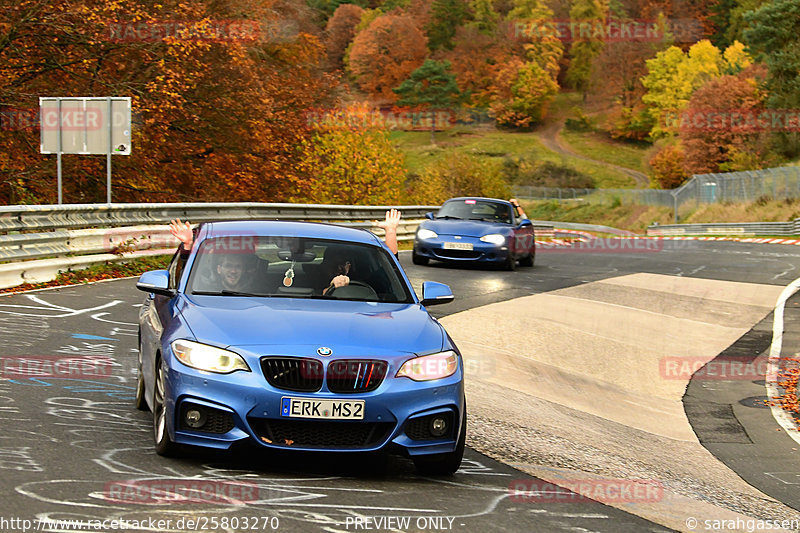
left=0, top=202, right=556, bottom=289
left=0, top=202, right=442, bottom=263
left=0, top=202, right=439, bottom=232
left=647, top=219, right=800, bottom=236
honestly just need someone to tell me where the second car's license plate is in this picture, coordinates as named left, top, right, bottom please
left=281, top=397, right=364, bottom=420
left=443, top=242, right=473, bottom=250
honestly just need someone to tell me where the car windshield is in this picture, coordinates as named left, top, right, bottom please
left=437, top=199, right=512, bottom=224
left=186, top=236, right=413, bottom=303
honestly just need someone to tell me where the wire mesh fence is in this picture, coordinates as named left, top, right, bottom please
left=513, top=166, right=800, bottom=222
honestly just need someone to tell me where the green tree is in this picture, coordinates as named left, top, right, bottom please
left=564, top=0, right=608, bottom=95
left=744, top=0, right=800, bottom=156
left=426, top=0, right=470, bottom=50
left=394, top=60, right=462, bottom=144
left=641, top=40, right=727, bottom=138
left=489, top=0, right=563, bottom=128
left=468, top=0, right=500, bottom=35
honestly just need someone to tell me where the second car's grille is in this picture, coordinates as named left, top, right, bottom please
left=250, top=418, right=394, bottom=448
left=327, top=359, right=388, bottom=393
left=261, top=357, right=323, bottom=392
left=434, top=249, right=482, bottom=259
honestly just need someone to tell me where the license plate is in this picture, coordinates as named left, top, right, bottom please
left=443, top=242, right=473, bottom=251
left=281, top=397, right=364, bottom=420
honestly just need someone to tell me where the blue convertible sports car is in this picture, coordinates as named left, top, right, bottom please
left=135, top=220, right=465, bottom=474
left=412, top=197, right=535, bottom=270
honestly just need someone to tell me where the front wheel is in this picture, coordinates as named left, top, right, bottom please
left=503, top=253, right=516, bottom=271
left=134, top=342, right=147, bottom=411
left=519, top=251, right=534, bottom=267
left=412, top=251, right=429, bottom=265
left=153, top=359, right=180, bottom=456
left=413, top=407, right=466, bottom=476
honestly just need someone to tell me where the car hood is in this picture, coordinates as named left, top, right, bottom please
left=177, top=296, right=445, bottom=356
left=421, top=219, right=511, bottom=237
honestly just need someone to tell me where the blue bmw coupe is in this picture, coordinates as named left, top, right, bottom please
left=135, top=220, right=465, bottom=474
left=412, top=197, right=535, bottom=270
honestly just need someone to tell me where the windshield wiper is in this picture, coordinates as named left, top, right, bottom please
left=192, top=290, right=268, bottom=297
left=435, top=215, right=462, bottom=220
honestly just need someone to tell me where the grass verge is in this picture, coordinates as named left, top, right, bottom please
left=391, top=127, right=638, bottom=189
left=559, top=130, right=651, bottom=175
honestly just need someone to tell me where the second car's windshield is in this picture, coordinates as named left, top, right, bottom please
left=186, top=236, right=413, bottom=303
left=437, top=200, right=512, bottom=224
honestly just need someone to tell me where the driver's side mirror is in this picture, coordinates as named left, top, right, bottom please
left=425, top=212, right=435, bottom=220
left=518, top=218, right=532, bottom=228
left=136, top=270, right=175, bottom=297
left=420, top=281, right=454, bottom=306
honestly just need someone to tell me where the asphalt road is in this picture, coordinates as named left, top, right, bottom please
left=1, top=240, right=799, bottom=532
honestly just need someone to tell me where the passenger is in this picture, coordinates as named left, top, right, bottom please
left=509, top=198, right=528, bottom=219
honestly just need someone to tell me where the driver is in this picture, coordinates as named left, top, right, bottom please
left=216, top=254, right=249, bottom=292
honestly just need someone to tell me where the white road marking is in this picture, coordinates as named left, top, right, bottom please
left=766, top=277, right=800, bottom=446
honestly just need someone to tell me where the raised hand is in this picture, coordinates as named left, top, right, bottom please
left=169, top=219, right=194, bottom=248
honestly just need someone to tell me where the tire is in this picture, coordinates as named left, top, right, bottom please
left=412, top=251, right=429, bottom=266
left=134, top=341, right=147, bottom=411
left=519, top=251, right=534, bottom=267
left=413, top=406, right=467, bottom=476
left=503, top=252, right=516, bottom=271
left=153, top=358, right=180, bottom=456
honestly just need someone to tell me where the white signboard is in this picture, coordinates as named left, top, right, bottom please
left=39, top=97, right=131, bottom=155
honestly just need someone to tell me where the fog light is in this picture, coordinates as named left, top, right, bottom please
left=430, top=417, right=447, bottom=437
left=185, top=408, right=206, bottom=429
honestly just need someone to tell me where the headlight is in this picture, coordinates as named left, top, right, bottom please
left=480, top=234, right=506, bottom=246
left=171, top=340, right=250, bottom=374
left=417, top=228, right=438, bottom=240
left=397, top=351, right=458, bottom=381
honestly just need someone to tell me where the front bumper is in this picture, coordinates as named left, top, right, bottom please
left=162, top=353, right=465, bottom=457
left=413, top=236, right=510, bottom=263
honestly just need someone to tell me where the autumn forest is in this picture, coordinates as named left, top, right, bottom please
left=0, top=0, right=798, bottom=205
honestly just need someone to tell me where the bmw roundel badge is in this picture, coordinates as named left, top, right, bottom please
left=317, top=347, right=332, bottom=357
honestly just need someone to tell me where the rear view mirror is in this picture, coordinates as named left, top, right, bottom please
left=420, top=281, right=454, bottom=306
left=278, top=250, right=316, bottom=262
left=136, top=270, right=175, bottom=297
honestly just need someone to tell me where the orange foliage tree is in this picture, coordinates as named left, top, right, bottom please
left=293, top=103, right=408, bottom=205
left=324, top=3, right=364, bottom=69
left=0, top=0, right=334, bottom=204
left=680, top=66, right=770, bottom=175
left=346, top=14, right=428, bottom=101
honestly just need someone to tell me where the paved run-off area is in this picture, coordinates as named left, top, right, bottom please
left=442, top=273, right=800, bottom=532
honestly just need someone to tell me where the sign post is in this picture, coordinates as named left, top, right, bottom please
left=40, top=97, right=132, bottom=204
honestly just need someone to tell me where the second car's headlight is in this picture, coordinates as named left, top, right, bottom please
left=417, top=228, right=438, bottom=240
left=397, top=351, right=458, bottom=381
left=479, top=234, right=506, bottom=246
left=171, top=340, right=250, bottom=374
